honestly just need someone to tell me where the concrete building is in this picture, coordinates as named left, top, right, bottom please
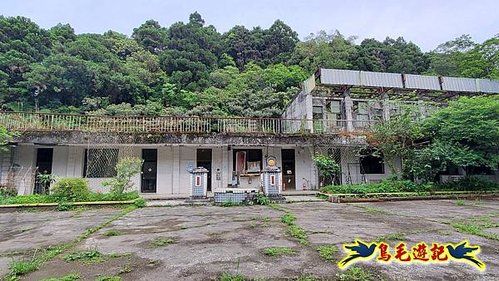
left=1, top=69, right=498, bottom=196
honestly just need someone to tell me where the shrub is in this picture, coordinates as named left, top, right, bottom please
left=51, top=178, right=90, bottom=202
left=103, top=157, right=143, bottom=194
left=435, top=176, right=499, bottom=191
left=255, top=193, right=270, bottom=205
left=320, top=179, right=431, bottom=194
left=0, top=186, right=17, bottom=197
left=133, top=197, right=146, bottom=208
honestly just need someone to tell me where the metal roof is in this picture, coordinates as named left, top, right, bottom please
left=317, top=68, right=499, bottom=93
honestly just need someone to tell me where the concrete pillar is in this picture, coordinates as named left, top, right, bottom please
left=382, top=93, right=390, bottom=121
left=343, top=90, right=354, bottom=132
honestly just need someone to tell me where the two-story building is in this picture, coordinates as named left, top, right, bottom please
left=1, top=68, right=498, bottom=196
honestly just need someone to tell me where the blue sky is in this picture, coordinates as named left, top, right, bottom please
left=1, top=0, right=498, bottom=50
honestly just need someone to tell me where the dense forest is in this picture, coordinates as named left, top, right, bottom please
left=0, top=12, right=497, bottom=117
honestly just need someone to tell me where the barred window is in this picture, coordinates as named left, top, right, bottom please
left=83, top=149, right=119, bottom=178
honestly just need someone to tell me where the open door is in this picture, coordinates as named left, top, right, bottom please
left=281, top=149, right=296, bottom=190
left=34, top=148, right=53, bottom=194
left=197, top=149, right=212, bottom=191
left=141, top=149, right=157, bottom=193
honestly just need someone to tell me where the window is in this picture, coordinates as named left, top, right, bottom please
left=359, top=150, right=384, bottom=174
left=233, top=149, right=262, bottom=173
left=83, top=149, right=119, bottom=178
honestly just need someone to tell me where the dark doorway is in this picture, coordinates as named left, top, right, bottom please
left=141, top=149, right=157, bottom=193
left=34, top=148, right=53, bottom=194
left=281, top=149, right=296, bottom=190
left=197, top=149, right=212, bottom=191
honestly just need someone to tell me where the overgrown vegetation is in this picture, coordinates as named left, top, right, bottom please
left=51, top=178, right=91, bottom=202
left=103, top=229, right=121, bottom=237
left=280, top=213, right=309, bottom=245
left=450, top=214, right=499, bottom=241
left=63, top=250, right=105, bottom=263
left=103, top=157, right=143, bottom=194
left=313, top=153, right=340, bottom=185
left=151, top=237, right=175, bottom=247
left=317, top=245, right=338, bottom=262
left=374, top=232, right=406, bottom=243
left=6, top=206, right=136, bottom=279
left=337, top=266, right=375, bottom=281
left=219, top=272, right=245, bottom=281
left=262, top=247, right=295, bottom=257
left=320, top=176, right=499, bottom=195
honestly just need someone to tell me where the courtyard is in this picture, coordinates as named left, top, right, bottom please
left=0, top=199, right=498, bottom=280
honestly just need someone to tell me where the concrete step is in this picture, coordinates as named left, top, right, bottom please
left=284, top=195, right=325, bottom=203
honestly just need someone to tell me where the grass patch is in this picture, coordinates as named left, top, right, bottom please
left=220, top=201, right=243, bottom=207
left=450, top=214, right=499, bottom=241
left=357, top=205, right=387, bottom=215
left=219, top=272, right=245, bottom=281
left=295, top=276, right=320, bottom=281
left=374, top=232, right=406, bottom=243
left=338, top=266, right=374, bottom=281
left=317, top=245, right=338, bottom=262
left=103, top=229, right=121, bottom=237
left=0, top=192, right=140, bottom=206
left=41, top=273, right=81, bottom=281
left=6, top=206, right=136, bottom=279
left=95, top=276, right=121, bottom=281
left=281, top=213, right=296, bottom=225
left=455, top=199, right=465, bottom=206
left=63, top=250, right=105, bottom=263
left=151, top=237, right=175, bottom=247
left=262, top=247, right=295, bottom=256
left=280, top=212, right=309, bottom=245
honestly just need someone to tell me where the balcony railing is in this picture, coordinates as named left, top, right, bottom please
left=0, top=111, right=375, bottom=135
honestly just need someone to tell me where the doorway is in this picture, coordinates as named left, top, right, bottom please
left=141, top=149, right=157, bottom=193
left=34, top=148, right=53, bottom=194
left=281, top=149, right=296, bottom=190
left=197, top=149, right=212, bottom=191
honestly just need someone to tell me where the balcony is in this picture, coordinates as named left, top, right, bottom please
left=0, top=111, right=375, bottom=135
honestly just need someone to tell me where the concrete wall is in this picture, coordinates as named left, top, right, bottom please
left=9, top=144, right=318, bottom=195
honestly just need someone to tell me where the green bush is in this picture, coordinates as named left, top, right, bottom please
left=435, top=176, right=499, bottom=191
left=51, top=178, right=90, bottom=202
left=85, top=191, right=140, bottom=202
left=320, top=179, right=431, bottom=194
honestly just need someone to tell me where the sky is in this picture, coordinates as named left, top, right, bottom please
left=1, top=0, right=498, bottom=51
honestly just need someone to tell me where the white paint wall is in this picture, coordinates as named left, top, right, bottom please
left=10, top=144, right=320, bottom=195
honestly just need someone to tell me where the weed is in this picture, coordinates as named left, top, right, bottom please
left=357, top=205, right=386, bottom=215
left=295, top=276, right=320, bottom=281
left=281, top=213, right=296, bottom=225
left=133, top=198, right=146, bottom=208
left=317, top=245, right=338, bottom=261
left=262, top=247, right=295, bottom=256
left=151, top=237, right=175, bottom=247
left=41, top=273, right=81, bottom=281
left=56, top=202, right=75, bottom=211
left=455, top=199, right=465, bottom=206
left=95, top=275, right=121, bottom=281
left=63, top=250, right=104, bottom=263
left=255, top=193, right=270, bottom=205
left=7, top=207, right=136, bottom=279
left=103, top=229, right=121, bottom=237
left=9, top=259, right=39, bottom=276
left=450, top=214, right=499, bottom=241
left=219, top=272, right=245, bottom=281
left=289, top=224, right=309, bottom=245
left=220, top=201, right=242, bottom=207
left=337, top=266, right=374, bottom=281
left=374, top=232, right=406, bottom=243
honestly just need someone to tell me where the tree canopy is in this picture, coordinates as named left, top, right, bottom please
left=0, top=14, right=497, bottom=117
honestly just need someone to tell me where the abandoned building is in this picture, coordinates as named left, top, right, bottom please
left=1, top=68, right=498, bottom=197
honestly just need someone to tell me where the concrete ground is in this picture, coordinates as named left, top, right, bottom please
left=0, top=199, right=497, bottom=280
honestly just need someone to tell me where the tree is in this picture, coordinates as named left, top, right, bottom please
left=132, top=20, right=167, bottom=53
left=410, top=96, right=499, bottom=182
left=369, top=106, right=424, bottom=175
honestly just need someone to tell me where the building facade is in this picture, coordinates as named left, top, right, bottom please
left=1, top=69, right=498, bottom=196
